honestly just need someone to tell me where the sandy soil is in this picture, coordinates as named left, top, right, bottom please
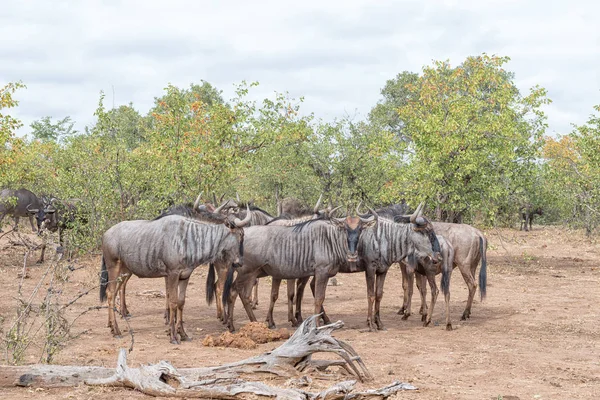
left=0, top=225, right=599, bottom=399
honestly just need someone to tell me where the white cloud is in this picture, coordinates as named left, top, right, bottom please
left=1, top=0, right=599, bottom=137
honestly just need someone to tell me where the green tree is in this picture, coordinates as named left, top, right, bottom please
left=396, top=54, right=550, bottom=223
left=369, top=71, right=419, bottom=141
left=0, top=81, right=26, bottom=186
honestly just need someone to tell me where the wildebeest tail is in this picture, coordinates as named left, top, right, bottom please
left=222, top=263, right=236, bottom=309
left=479, top=236, right=487, bottom=300
left=99, top=255, right=108, bottom=303
left=206, top=262, right=216, bottom=306
left=440, top=250, right=451, bottom=297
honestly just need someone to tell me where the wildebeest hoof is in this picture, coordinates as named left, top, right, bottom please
left=36, top=259, right=43, bottom=265
left=423, top=320, right=431, bottom=327
left=401, top=313, right=410, bottom=321
left=397, top=307, right=405, bottom=315
left=170, top=338, right=181, bottom=345
left=446, top=323, right=453, bottom=331
left=421, top=314, right=427, bottom=322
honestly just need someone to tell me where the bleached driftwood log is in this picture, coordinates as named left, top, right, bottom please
left=0, top=315, right=416, bottom=398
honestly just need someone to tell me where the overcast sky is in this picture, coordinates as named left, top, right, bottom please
left=2, top=0, right=598, bottom=137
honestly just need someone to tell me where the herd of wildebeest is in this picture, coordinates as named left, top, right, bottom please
left=0, top=187, right=544, bottom=345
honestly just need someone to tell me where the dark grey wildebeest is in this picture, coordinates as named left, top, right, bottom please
left=208, top=195, right=327, bottom=319
left=397, top=220, right=488, bottom=330
left=115, top=196, right=236, bottom=323
left=222, top=215, right=377, bottom=332
left=0, top=188, right=45, bottom=233
left=292, top=204, right=442, bottom=331
left=520, top=204, right=543, bottom=232
left=100, top=210, right=251, bottom=344
left=408, top=234, right=454, bottom=328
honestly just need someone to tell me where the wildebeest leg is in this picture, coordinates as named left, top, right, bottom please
left=266, top=278, right=281, bottom=329
left=164, top=276, right=170, bottom=324
left=423, top=271, right=439, bottom=327
left=215, top=262, right=229, bottom=322
left=374, top=271, right=388, bottom=330
left=176, top=278, right=190, bottom=341
left=524, top=213, right=530, bottom=232
left=251, top=279, right=259, bottom=309
left=402, top=265, right=415, bottom=320
left=166, top=273, right=180, bottom=344
left=458, top=262, right=477, bottom=320
left=294, top=277, right=310, bottom=324
left=225, top=283, right=240, bottom=332
left=398, top=262, right=409, bottom=315
left=119, top=272, right=132, bottom=318
left=365, top=269, right=376, bottom=331
left=14, top=216, right=20, bottom=231
left=28, top=214, right=36, bottom=232
left=529, top=214, right=534, bottom=231
left=214, top=262, right=228, bottom=321
left=309, top=276, right=330, bottom=324
left=286, top=279, right=298, bottom=326
left=106, top=261, right=125, bottom=337
left=36, top=242, right=46, bottom=264
left=312, top=273, right=330, bottom=326
left=416, top=273, right=427, bottom=319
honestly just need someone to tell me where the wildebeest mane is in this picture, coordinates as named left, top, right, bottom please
left=291, top=214, right=326, bottom=232
left=237, top=202, right=273, bottom=218
left=265, top=215, right=292, bottom=225
left=154, top=203, right=225, bottom=224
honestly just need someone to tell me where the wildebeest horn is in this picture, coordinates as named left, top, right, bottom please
left=236, top=192, right=241, bottom=202
left=409, top=202, right=424, bottom=223
left=355, top=201, right=363, bottom=216
left=233, top=205, right=252, bottom=227
left=360, top=206, right=378, bottom=223
left=328, top=205, right=342, bottom=217
left=214, top=199, right=230, bottom=214
left=26, top=204, right=39, bottom=213
left=313, top=193, right=323, bottom=214
left=193, top=191, right=203, bottom=210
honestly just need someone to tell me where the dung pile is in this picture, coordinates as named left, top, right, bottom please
left=202, top=322, right=290, bottom=349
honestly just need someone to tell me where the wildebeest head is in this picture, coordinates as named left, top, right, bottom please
left=394, top=203, right=442, bottom=264
left=331, top=209, right=378, bottom=264
left=219, top=205, right=252, bottom=266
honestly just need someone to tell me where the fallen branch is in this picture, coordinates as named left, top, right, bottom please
left=0, top=316, right=416, bottom=398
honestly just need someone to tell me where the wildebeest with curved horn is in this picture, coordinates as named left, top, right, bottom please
left=222, top=213, right=377, bottom=332
left=394, top=216, right=488, bottom=329
left=0, top=188, right=46, bottom=233
left=293, top=202, right=442, bottom=331
left=99, top=207, right=252, bottom=344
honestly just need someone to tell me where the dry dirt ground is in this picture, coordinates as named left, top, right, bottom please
left=0, top=225, right=599, bottom=399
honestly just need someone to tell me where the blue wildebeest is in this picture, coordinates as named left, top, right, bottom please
left=520, top=204, right=543, bottom=232
left=37, top=197, right=88, bottom=263
left=206, top=200, right=277, bottom=319
left=99, top=209, right=251, bottom=344
left=207, top=195, right=327, bottom=319
left=0, top=188, right=46, bottom=233
left=115, top=194, right=231, bottom=322
left=222, top=214, right=378, bottom=332
left=292, top=203, right=442, bottom=331
left=407, top=234, right=454, bottom=328
left=396, top=218, right=488, bottom=330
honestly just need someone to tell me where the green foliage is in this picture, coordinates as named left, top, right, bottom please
left=543, top=105, right=600, bottom=235
left=30, top=116, right=77, bottom=143
left=1, top=81, right=26, bottom=186
left=394, top=54, right=551, bottom=223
